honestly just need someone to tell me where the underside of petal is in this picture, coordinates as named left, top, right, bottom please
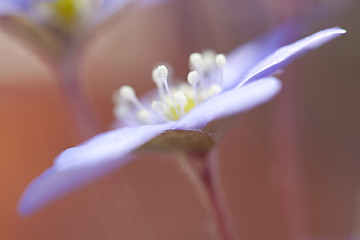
left=223, top=20, right=300, bottom=90
left=18, top=123, right=172, bottom=216
left=238, top=27, right=346, bottom=86
left=176, top=77, right=282, bottom=129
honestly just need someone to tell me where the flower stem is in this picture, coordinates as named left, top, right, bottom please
left=55, top=45, right=101, bottom=139
left=186, top=152, right=236, bottom=240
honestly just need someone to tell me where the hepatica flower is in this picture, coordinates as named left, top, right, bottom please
left=19, top=27, right=345, bottom=215
left=0, top=0, right=164, bottom=36
left=0, top=0, right=170, bottom=138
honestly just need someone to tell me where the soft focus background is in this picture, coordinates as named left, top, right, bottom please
left=0, top=0, right=359, bottom=239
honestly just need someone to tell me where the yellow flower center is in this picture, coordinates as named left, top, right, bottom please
left=51, top=0, right=80, bottom=24
left=33, top=0, right=100, bottom=31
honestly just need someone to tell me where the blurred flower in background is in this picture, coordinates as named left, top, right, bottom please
left=0, top=0, right=359, bottom=240
left=0, top=0, right=170, bottom=138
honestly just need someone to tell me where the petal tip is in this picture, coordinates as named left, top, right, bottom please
left=331, top=27, right=347, bottom=34
left=17, top=190, right=36, bottom=217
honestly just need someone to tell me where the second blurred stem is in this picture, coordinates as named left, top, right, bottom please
left=55, top=44, right=101, bottom=139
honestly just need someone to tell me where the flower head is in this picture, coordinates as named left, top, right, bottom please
left=18, top=26, right=346, bottom=216
left=0, top=0, right=167, bottom=38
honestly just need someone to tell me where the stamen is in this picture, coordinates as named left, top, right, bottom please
left=215, top=54, right=226, bottom=68
left=152, top=68, right=165, bottom=98
left=113, top=104, right=129, bottom=120
left=209, top=84, right=222, bottom=96
left=202, top=50, right=216, bottom=71
left=118, top=85, right=144, bottom=110
left=189, top=53, right=203, bottom=70
left=189, top=53, right=207, bottom=91
left=151, top=101, right=168, bottom=121
left=187, top=71, right=200, bottom=103
left=174, top=92, right=187, bottom=116
left=156, top=65, right=171, bottom=96
left=215, top=54, right=226, bottom=84
left=137, top=109, right=151, bottom=124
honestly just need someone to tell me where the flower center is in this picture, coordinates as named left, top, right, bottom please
left=33, top=0, right=100, bottom=30
left=114, top=51, right=227, bottom=125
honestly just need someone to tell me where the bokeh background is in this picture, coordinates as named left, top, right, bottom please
left=0, top=0, right=359, bottom=239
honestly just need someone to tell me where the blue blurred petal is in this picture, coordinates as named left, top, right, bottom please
left=223, top=21, right=299, bottom=90
left=18, top=123, right=173, bottom=216
left=176, top=77, right=282, bottom=129
left=94, top=0, right=169, bottom=26
left=238, top=27, right=346, bottom=86
left=0, top=1, right=25, bottom=16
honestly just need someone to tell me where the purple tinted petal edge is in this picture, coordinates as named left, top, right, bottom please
left=223, top=20, right=300, bottom=89
left=18, top=123, right=173, bottom=216
left=176, top=77, right=282, bottom=129
left=238, top=27, right=346, bottom=87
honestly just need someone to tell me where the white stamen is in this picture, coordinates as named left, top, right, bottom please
left=151, top=100, right=169, bottom=121
left=152, top=67, right=165, bottom=98
left=137, top=109, right=151, bottom=123
left=174, top=92, right=187, bottom=116
left=118, top=85, right=144, bottom=110
left=156, top=65, right=171, bottom=96
left=215, top=54, right=227, bottom=68
left=113, top=104, right=129, bottom=119
left=189, top=53, right=203, bottom=70
left=114, top=50, right=225, bottom=124
left=202, top=50, right=216, bottom=71
left=157, top=65, right=168, bottom=79
left=209, top=84, right=222, bottom=96
left=187, top=71, right=200, bottom=85
left=187, top=71, right=200, bottom=103
left=215, top=54, right=226, bottom=84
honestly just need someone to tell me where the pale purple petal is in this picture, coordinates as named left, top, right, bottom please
left=94, top=0, right=169, bottom=26
left=223, top=21, right=299, bottom=89
left=18, top=123, right=173, bottom=216
left=238, top=27, right=346, bottom=86
left=176, top=77, right=282, bottom=129
left=0, top=1, right=24, bottom=16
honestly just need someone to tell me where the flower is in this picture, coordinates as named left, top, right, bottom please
left=0, top=0, right=166, bottom=36
left=0, top=0, right=171, bottom=139
left=18, top=26, right=346, bottom=216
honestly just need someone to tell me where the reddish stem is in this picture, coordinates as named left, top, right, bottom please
left=187, top=152, right=236, bottom=240
left=55, top=44, right=101, bottom=139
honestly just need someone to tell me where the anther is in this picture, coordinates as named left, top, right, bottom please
left=189, top=53, right=203, bottom=70
left=202, top=50, right=216, bottom=71
left=119, top=85, right=135, bottom=100
left=187, top=71, right=200, bottom=103
left=215, top=54, right=226, bottom=68
left=118, top=85, right=144, bottom=110
left=152, top=67, right=165, bottom=98
left=137, top=109, right=151, bottom=124
left=209, top=84, right=222, bottom=96
left=156, top=65, right=171, bottom=96
left=187, top=71, right=200, bottom=85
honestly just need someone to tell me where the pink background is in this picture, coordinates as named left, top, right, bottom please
left=0, top=0, right=359, bottom=239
